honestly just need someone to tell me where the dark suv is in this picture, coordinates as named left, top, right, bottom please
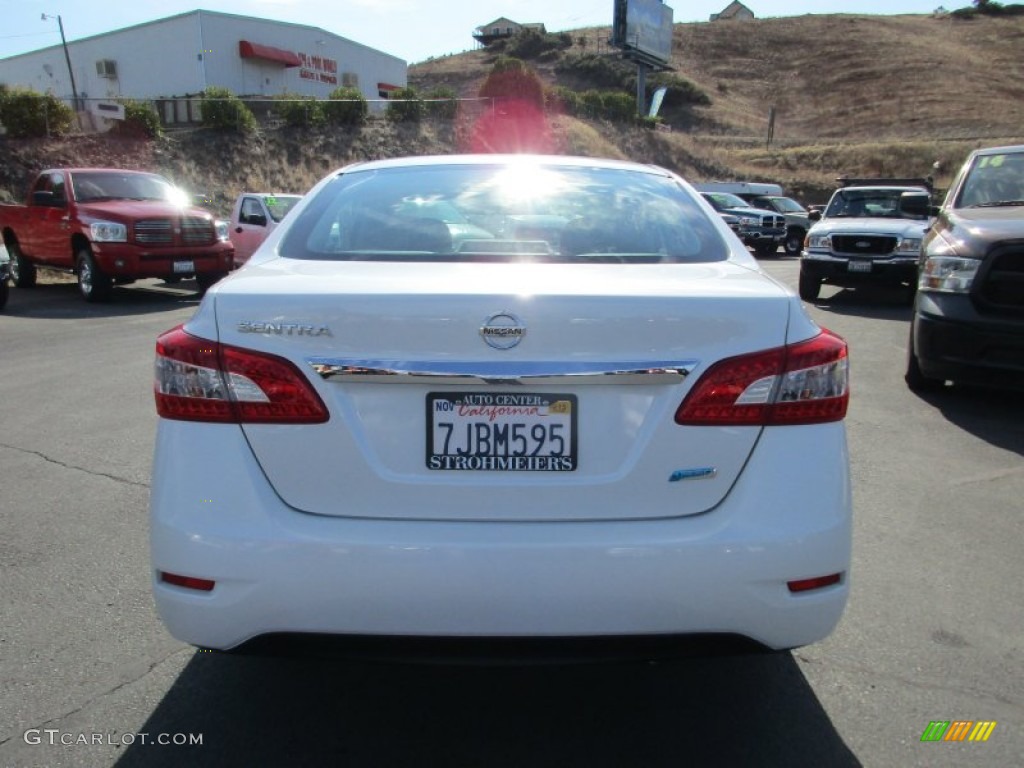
left=906, top=145, right=1024, bottom=391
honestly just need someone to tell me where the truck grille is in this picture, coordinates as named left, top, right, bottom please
left=761, top=215, right=785, bottom=229
left=977, top=245, right=1024, bottom=314
left=181, top=217, right=216, bottom=245
left=831, top=235, right=897, bottom=256
left=134, top=217, right=216, bottom=246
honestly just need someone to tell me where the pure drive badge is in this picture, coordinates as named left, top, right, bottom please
left=480, top=312, right=526, bottom=350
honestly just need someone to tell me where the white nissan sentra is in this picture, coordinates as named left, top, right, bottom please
left=150, top=155, right=852, bottom=653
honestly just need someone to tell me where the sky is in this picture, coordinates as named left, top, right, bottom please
left=0, top=0, right=957, bottom=65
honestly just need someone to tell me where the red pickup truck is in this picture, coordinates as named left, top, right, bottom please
left=0, top=168, right=234, bottom=302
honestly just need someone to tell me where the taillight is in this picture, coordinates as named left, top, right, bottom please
left=788, top=573, right=842, bottom=593
left=154, top=325, right=328, bottom=424
left=675, top=330, right=849, bottom=426
left=160, top=571, right=216, bottom=592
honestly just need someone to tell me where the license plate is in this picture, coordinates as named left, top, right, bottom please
left=427, top=393, right=577, bottom=471
left=173, top=260, right=195, bottom=274
left=847, top=260, right=872, bottom=273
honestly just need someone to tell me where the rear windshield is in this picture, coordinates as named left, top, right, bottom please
left=279, top=163, right=729, bottom=263
left=825, top=188, right=927, bottom=218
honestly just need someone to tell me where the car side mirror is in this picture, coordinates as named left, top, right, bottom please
left=899, top=192, right=932, bottom=218
left=32, top=190, right=61, bottom=207
left=808, top=209, right=822, bottom=222
left=246, top=213, right=268, bottom=227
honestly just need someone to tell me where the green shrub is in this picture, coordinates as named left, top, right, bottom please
left=200, top=86, right=257, bottom=133
left=323, top=87, right=367, bottom=126
left=479, top=57, right=545, bottom=109
left=116, top=99, right=162, bottom=138
left=502, top=29, right=573, bottom=60
left=555, top=54, right=633, bottom=90
left=546, top=86, right=580, bottom=116
left=0, top=87, right=75, bottom=138
left=386, top=87, right=423, bottom=123
left=274, top=93, right=324, bottom=127
left=579, top=91, right=606, bottom=120
left=953, top=1, right=1024, bottom=15
left=424, top=87, right=458, bottom=120
left=602, top=92, right=637, bottom=122
left=646, top=74, right=712, bottom=108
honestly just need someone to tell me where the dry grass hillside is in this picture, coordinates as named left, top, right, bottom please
left=2, top=13, right=1023, bottom=210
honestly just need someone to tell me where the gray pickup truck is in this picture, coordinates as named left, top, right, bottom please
left=696, top=188, right=786, bottom=257
left=745, top=195, right=812, bottom=255
left=906, top=146, right=1024, bottom=391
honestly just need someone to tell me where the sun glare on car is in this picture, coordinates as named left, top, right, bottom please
left=490, top=160, right=567, bottom=206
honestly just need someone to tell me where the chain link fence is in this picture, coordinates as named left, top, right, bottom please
left=0, top=95, right=503, bottom=138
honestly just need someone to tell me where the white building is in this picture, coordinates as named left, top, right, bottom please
left=0, top=9, right=407, bottom=110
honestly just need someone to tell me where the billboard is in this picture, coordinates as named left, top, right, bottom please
left=612, top=0, right=674, bottom=66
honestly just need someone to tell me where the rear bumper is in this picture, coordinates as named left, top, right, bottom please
left=801, top=254, right=917, bottom=287
left=150, top=421, right=852, bottom=652
left=913, top=291, right=1024, bottom=389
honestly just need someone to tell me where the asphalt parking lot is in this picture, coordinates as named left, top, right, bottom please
left=0, top=262, right=1021, bottom=767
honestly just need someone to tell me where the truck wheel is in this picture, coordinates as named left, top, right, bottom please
left=798, top=268, right=821, bottom=301
left=76, top=249, right=113, bottom=303
left=8, top=241, right=37, bottom=288
left=195, top=271, right=227, bottom=294
left=784, top=230, right=805, bottom=256
left=905, top=325, right=942, bottom=392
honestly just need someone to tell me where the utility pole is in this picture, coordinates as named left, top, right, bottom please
left=42, top=13, right=79, bottom=111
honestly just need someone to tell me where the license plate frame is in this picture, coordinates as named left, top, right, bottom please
left=426, top=392, right=577, bottom=471
left=847, top=260, right=872, bottom=273
left=173, top=260, right=195, bottom=274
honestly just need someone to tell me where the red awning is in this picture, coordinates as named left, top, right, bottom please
left=239, top=40, right=302, bottom=68
left=377, top=82, right=401, bottom=92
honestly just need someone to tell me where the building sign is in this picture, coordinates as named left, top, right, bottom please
left=298, top=52, right=338, bottom=85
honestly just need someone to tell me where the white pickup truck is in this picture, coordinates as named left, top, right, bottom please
left=229, top=192, right=302, bottom=267
left=799, top=179, right=935, bottom=302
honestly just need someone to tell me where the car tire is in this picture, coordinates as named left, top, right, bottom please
left=0, top=273, right=9, bottom=310
left=8, top=241, right=37, bottom=288
left=76, top=248, right=113, bottom=303
left=754, top=242, right=778, bottom=258
left=784, top=230, right=805, bottom=256
left=904, top=324, right=942, bottom=392
left=195, top=271, right=227, bottom=294
left=798, top=268, right=820, bottom=301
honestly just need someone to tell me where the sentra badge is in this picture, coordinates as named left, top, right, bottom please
left=238, top=321, right=332, bottom=337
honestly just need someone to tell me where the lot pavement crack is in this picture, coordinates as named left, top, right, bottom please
left=0, top=442, right=149, bottom=489
left=795, top=652, right=1022, bottom=709
left=0, top=646, right=191, bottom=747
left=947, top=465, right=1024, bottom=487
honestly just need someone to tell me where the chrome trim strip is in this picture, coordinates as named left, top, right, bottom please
left=306, top=359, right=698, bottom=385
